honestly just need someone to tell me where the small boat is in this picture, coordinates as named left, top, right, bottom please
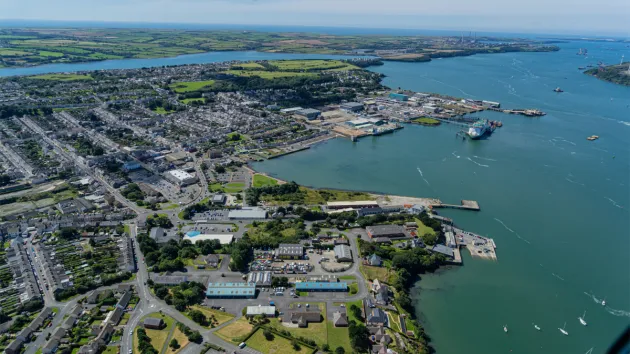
left=578, top=66, right=586, bottom=70
left=579, top=311, right=587, bottom=326
left=602, top=298, right=606, bottom=306
left=554, top=87, right=564, bottom=93
left=534, top=323, right=541, bottom=331
left=587, top=135, right=599, bottom=141
left=559, top=322, right=569, bottom=336
left=503, top=325, right=508, bottom=333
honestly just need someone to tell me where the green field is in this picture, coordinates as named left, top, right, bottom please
left=185, top=305, right=234, bottom=328
left=246, top=328, right=303, bottom=354
left=412, top=117, right=441, bottom=126
left=414, top=218, right=437, bottom=236
left=169, top=80, right=215, bottom=93
left=0, top=49, right=30, bottom=56
left=267, top=302, right=328, bottom=347
left=28, top=74, right=92, bottom=81
left=133, top=313, right=175, bottom=354
left=233, top=62, right=265, bottom=69
left=327, top=321, right=352, bottom=353
left=303, top=187, right=371, bottom=205
left=252, top=174, right=279, bottom=188
left=226, top=70, right=317, bottom=79
left=215, top=316, right=254, bottom=343
left=270, top=59, right=358, bottom=71
left=152, top=107, right=177, bottom=115
left=224, top=182, right=245, bottom=193
left=180, top=98, right=205, bottom=104
left=38, top=51, right=64, bottom=57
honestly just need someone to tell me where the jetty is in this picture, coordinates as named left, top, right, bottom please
left=431, top=200, right=480, bottom=211
left=488, top=107, right=546, bottom=117
left=452, top=226, right=498, bottom=261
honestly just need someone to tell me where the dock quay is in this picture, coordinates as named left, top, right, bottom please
left=488, top=107, right=546, bottom=117
left=431, top=200, right=480, bottom=211
left=451, top=226, right=497, bottom=261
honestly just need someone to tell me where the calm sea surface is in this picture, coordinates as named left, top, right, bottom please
left=1, top=38, right=628, bottom=354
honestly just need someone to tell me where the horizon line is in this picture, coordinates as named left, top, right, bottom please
left=0, top=18, right=626, bottom=39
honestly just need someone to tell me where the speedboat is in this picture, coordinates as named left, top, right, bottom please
left=602, top=298, right=606, bottom=306
left=579, top=311, right=588, bottom=326
left=554, top=87, right=564, bottom=93
left=534, top=324, right=541, bottom=331
left=559, top=322, right=569, bottom=336
left=503, top=325, right=508, bottom=333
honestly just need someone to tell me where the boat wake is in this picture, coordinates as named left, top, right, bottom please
left=494, top=218, right=531, bottom=244
left=467, top=157, right=489, bottom=168
left=605, top=307, right=630, bottom=318
left=565, top=177, right=585, bottom=186
left=551, top=273, right=565, bottom=281
left=604, top=197, right=623, bottom=209
left=451, top=151, right=460, bottom=159
left=473, top=155, right=497, bottom=162
left=584, top=292, right=602, bottom=304
left=619, top=121, right=630, bottom=127
left=592, top=147, right=609, bottom=153
left=417, top=167, right=430, bottom=186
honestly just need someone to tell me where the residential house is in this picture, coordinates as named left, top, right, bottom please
left=366, top=308, right=387, bottom=326
left=284, top=310, right=322, bottom=328
left=368, top=254, right=382, bottom=267
left=144, top=318, right=164, bottom=329
left=332, top=311, right=348, bottom=327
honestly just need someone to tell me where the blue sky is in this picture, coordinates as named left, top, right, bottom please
left=0, top=0, right=628, bottom=36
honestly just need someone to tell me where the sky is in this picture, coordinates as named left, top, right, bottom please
left=0, top=0, right=628, bottom=36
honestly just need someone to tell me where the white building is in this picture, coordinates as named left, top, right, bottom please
left=164, top=169, right=198, bottom=186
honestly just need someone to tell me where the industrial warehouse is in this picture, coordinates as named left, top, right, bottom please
left=295, top=282, right=348, bottom=292
left=205, top=282, right=257, bottom=298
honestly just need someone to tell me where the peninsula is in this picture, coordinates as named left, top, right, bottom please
left=584, top=62, right=630, bottom=86
left=0, top=27, right=559, bottom=68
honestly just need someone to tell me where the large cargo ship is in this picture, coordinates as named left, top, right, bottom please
left=466, top=119, right=492, bottom=139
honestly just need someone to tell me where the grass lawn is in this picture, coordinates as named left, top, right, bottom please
left=224, top=182, right=245, bottom=193
left=297, top=291, right=309, bottom=297
left=159, top=203, right=179, bottom=210
left=0, top=48, right=31, bottom=56
left=208, top=183, right=223, bottom=192
left=38, top=50, right=64, bottom=57
left=246, top=328, right=303, bottom=354
left=233, top=62, right=265, bottom=69
left=252, top=174, right=279, bottom=188
left=152, top=107, right=177, bottom=115
left=180, top=98, right=205, bottom=104
left=102, top=347, right=118, bottom=354
left=338, top=275, right=356, bottom=280
left=302, top=187, right=371, bottom=205
left=119, top=312, right=131, bottom=325
left=360, top=264, right=397, bottom=284
left=349, top=283, right=358, bottom=295
left=134, top=313, right=175, bottom=354
left=270, top=59, right=358, bottom=71
left=170, top=325, right=190, bottom=353
left=412, top=117, right=440, bottom=126
left=226, top=70, right=317, bottom=79
left=28, top=74, right=92, bottom=81
left=414, top=218, right=437, bottom=236
left=346, top=299, right=364, bottom=324
left=215, top=316, right=253, bottom=343
left=169, top=80, right=215, bottom=92
left=188, top=305, right=234, bottom=327
left=267, top=302, right=328, bottom=347
left=327, top=322, right=352, bottom=353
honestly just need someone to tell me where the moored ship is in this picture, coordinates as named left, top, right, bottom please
left=467, top=119, right=492, bottom=139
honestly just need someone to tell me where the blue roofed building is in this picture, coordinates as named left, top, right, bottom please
left=388, top=93, right=409, bottom=101
left=295, top=282, right=347, bottom=292
left=206, top=282, right=256, bottom=298
left=122, top=161, right=141, bottom=172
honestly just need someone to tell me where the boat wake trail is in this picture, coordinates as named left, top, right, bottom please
left=467, top=157, right=489, bottom=168
left=604, top=197, right=623, bottom=209
left=473, top=155, right=497, bottom=162
left=494, top=218, right=531, bottom=244
left=551, top=273, right=565, bottom=281
left=417, top=167, right=431, bottom=186
left=565, top=177, right=585, bottom=186
left=584, top=292, right=602, bottom=304
left=451, top=151, right=461, bottom=159
left=605, top=307, right=630, bottom=318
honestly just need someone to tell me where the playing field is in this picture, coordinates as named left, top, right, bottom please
left=253, top=174, right=279, bottom=188
left=246, top=329, right=303, bottom=354
left=169, top=80, right=215, bottom=93
left=215, top=317, right=253, bottom=342
left=224, top=182, right=245, bottom=193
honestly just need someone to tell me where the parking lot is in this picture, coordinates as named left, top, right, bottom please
left=191, top=209, right=230, bottom=221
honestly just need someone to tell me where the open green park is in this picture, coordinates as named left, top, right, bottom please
left=28, top=74, right=93, bottom=81
left=169, top=80, right=215, bottom=93
left=412, top=117, right=441, bottom=126
left=133, top=313, right=175, bottom=354
left=252, top=174, right=279, bottom=188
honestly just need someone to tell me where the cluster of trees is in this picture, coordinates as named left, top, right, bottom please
left=348, top=321, right=370, bottom=352
left=136, top=328, right=158, bottom=354
left=138, top=235, right=222, bottom=272
left=176, top=322, right=202, bottom=343
left=0, top=174, right=13, bottom=187
left=121, top=183, right=146, bottom=202
left=228, top=237, right=254, bottom=271
left=151, top=281, right=206, bottom=311
left=146, top=214, right=173, bottom=229
left=146, top=99, right=184, bottom=113
left=246, top=219, right=308, bottom=249
left=55, top=271, right=132, bottom=301
left=245, top=181, right=303, bottom=205
left=0, top=105, right=52, bottom=119
left=69, top=135, right=104, bottom=156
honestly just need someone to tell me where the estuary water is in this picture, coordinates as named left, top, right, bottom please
left=253, top=41, right=630, bottom=354
left=0, top=39, right=628, bottom=353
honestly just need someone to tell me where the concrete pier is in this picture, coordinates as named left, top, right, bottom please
left=431, top=200, right=480, bottom=211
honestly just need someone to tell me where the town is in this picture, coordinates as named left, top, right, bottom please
left=0, top=58, right=499, bottom=354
